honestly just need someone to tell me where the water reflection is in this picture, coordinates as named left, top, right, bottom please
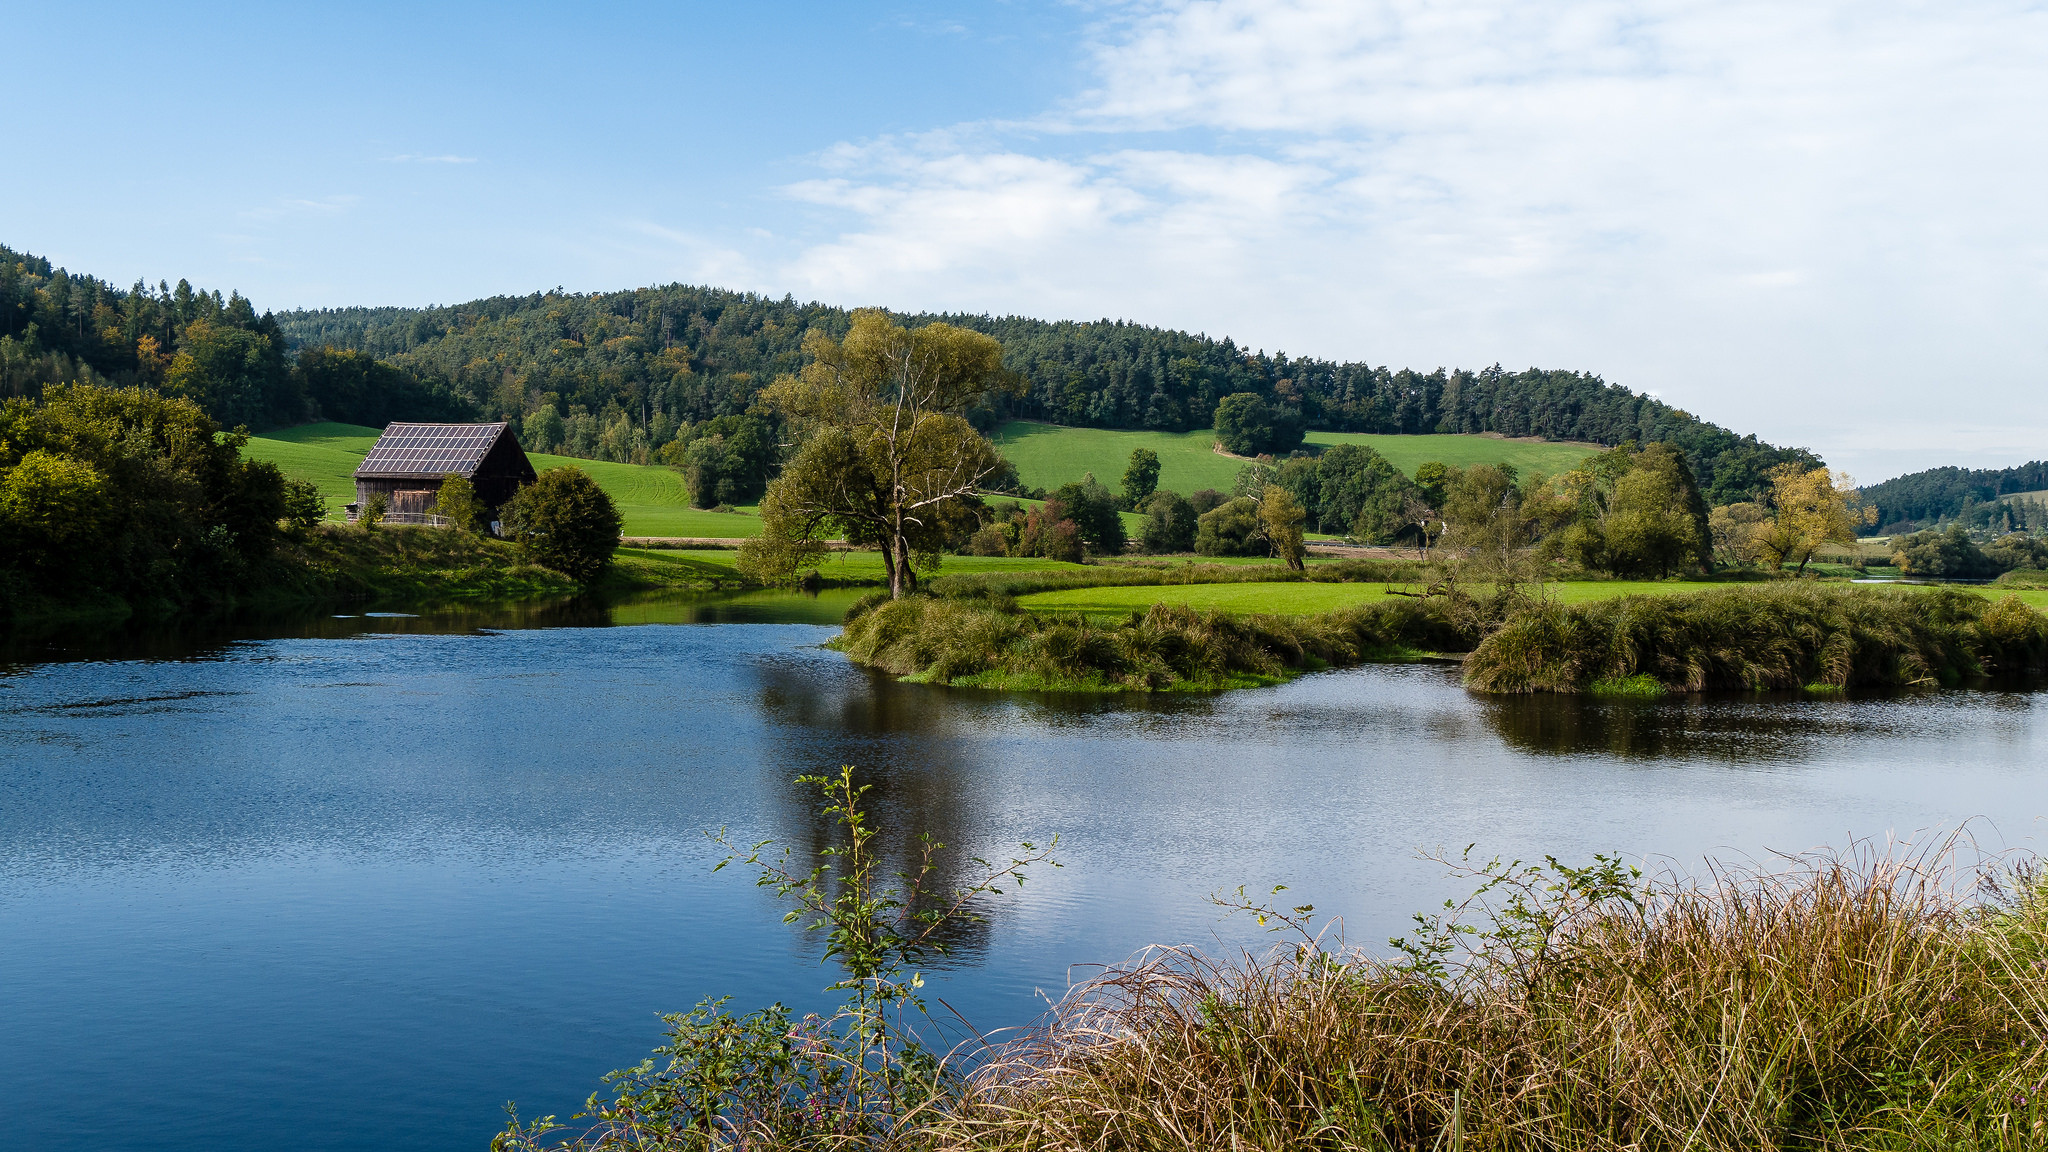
left=1476, top=687, right=2045, bottom=762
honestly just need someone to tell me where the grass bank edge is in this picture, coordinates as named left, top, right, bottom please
left=827, top=582, right=2048, bottom=696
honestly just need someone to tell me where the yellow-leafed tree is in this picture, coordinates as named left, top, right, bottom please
left=1750, top=464, right=1874, bottom=574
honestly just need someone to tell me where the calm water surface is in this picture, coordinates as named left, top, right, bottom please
left=3, top=592, right=2045, bottom=1151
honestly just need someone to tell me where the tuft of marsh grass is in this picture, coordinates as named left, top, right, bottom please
left=936, top=842, right=2048, bottom=1152
left=1465, top=584, right=2048, bottom=695
left=832, top=593, right=1471, bottom=692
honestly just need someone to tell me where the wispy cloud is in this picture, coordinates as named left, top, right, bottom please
left=774, top=0, right=2048, bottom=478
left=241, top=194, right=362, bottom=222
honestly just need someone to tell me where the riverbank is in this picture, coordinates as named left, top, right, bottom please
left=928, top=845, right=2048, bottom=1151
left=830, top=579, right=2048, bottom=694
left=1, top=530, right=745, bottom=637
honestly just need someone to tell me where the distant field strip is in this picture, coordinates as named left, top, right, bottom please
left=989, top=419, right=1604, bottom=494
left=245, top=422, right=762, bottom=537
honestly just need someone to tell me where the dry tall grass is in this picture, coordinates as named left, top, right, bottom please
left=938, top=844, right=2048, bottom=1151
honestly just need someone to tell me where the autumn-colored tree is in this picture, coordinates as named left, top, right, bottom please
left=739, top=311, right=1018, bottom=597
left=1259, top=484, right=1308, bottom=569
left=1752, top=464, right=1873, bottom=574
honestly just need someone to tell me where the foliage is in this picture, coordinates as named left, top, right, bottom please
left=1892, top=525, right=1998, bottom=580
left=1119, top=447, right=1159, bottom=510
left=1747, top=464, right=1874, bottom=574
left=1139, top=490, right=1198, bottom=553
left=358, top=491, right=388, bottom=529
left=0, top=383, right=292, bottom=620
left=502, top=467, right=624, bottom=582
left=1259, top=484, right=1307, bottom=571
left=1860, top=458, right=2048, bottom=533
left=833, top=592, right=1471, bottom=692
left=1012, top=499, right=1084, bottom=564
left=1275, top=442, right=1416, bottom=541
left=1540, top=443, right=1711, bottom=577
left=1986, top=531, right=2048, bottom=573
left=1212, top=392, right=1306, bottom=457
left=281, top=478, right=326, bottom=531
left=658, top=413, right=776, bottom=508
left=428, top=472, right=486, bottom=532
left=1463, top=583, right=2045, bottom=694
left=1047, top=475, right=1126, bottom=555
left=741, top=311, right=1015, bottom=597
left=495, top=767, right=1055, bottom=1152
left=941, top=842, right=2048, bottom=1152
left=1194, top=496, right=1263, bottom=557
left=293, top=346, right=472, bottom=427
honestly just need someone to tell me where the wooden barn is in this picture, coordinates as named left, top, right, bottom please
left=348, top=422, right=537, bottom=522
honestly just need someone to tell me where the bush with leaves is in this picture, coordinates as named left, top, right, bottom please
left=502, top=467, right=624, bottom=582
left=427, top=472, right=486, bottom=532
left=1194, top=496, right=1262, bottom=556
left=1139, top=490, right=1198, bottom=553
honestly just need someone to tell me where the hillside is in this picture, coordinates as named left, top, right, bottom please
left=991, top=421, right=1602, bottom=494
left=1860, top=460, right=2048, bottom=533
left=272, top=285, right=1812, bottom=504
left=5, top=239, right=1813, bottom=503
left=243, top=423, right=760, bottom=539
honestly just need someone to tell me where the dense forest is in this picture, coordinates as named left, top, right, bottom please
left=4, top=241, right=1814, bottom=503
left=1859, top=461, right=2048, bottom=534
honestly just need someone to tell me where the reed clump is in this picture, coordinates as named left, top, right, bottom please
left=1465, top=584, right=2048, bottom=694
left=832, top=593, right=1469, bottom=691
left=923, top=558, right=1429, bottom=603
left=937, top=844, right=2048, bottom=1152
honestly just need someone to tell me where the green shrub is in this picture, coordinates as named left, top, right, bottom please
left=502, top=466, right=624, bottom=582
left=1194, top=497, right=1261, bottom=556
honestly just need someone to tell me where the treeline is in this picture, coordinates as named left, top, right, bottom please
left=0, top=384, right=323, bottom=622
left=1860, top=460, right=2048, bottom=534
left=4, top=241, right=1816, bottom=503
left=275, top=283, right=1815, bottom=503
left=0, top=244, right=462, bottom=431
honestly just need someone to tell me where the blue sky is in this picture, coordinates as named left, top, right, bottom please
left=11, top=1, right=2048, bottom=481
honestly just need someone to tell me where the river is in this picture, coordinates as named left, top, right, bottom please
left=3, top=591, right=2044, bottom=1151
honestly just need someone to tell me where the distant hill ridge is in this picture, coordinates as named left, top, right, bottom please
left=1861, top=461, right=2048, bottom=534
left=2, top=240, right=1810, bottom=504
left=277, top=284, right=1814, bottom=504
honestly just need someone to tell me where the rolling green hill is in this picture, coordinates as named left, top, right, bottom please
left=244, top=423, right=761, bottom=538
left=989, top=420, right=1604, bottom=496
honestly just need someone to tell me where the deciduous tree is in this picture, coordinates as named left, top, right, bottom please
left=741, top=311, right=1017, bottom=597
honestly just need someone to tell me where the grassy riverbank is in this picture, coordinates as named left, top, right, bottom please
left=828, top=578, right=2048, bottom=695
left=933, top=846, right=2048, bottom=1151
left=1466, top=584, right=2048, bottom=694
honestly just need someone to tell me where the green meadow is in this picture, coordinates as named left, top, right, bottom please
left=244, top=422, right=763, bottom=538
left=1015, top=576, right=2048, bottom=618
left=988, top=418, right=1603, bottom=494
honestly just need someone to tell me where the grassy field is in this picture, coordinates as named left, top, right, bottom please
left=245, top=422, right=763, bottom=538
left=989, top=419, right=1603, bottom=494
left=667, top=549, right=1095, bottom=583
left=1018, top=577, right=2048, bottom=617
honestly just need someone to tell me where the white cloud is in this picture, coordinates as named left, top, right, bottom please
left=775, top=0, right=2048, bottom=479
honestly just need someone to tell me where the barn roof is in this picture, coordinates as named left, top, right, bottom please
left=354, top=422, right=520, bottom=480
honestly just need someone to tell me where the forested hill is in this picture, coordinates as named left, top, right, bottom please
left=3, top=240, right=1813, bottom=503
left=278, top=285, right=1813, bottom=503
left=1860, top=461, right=2048, bottom=534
